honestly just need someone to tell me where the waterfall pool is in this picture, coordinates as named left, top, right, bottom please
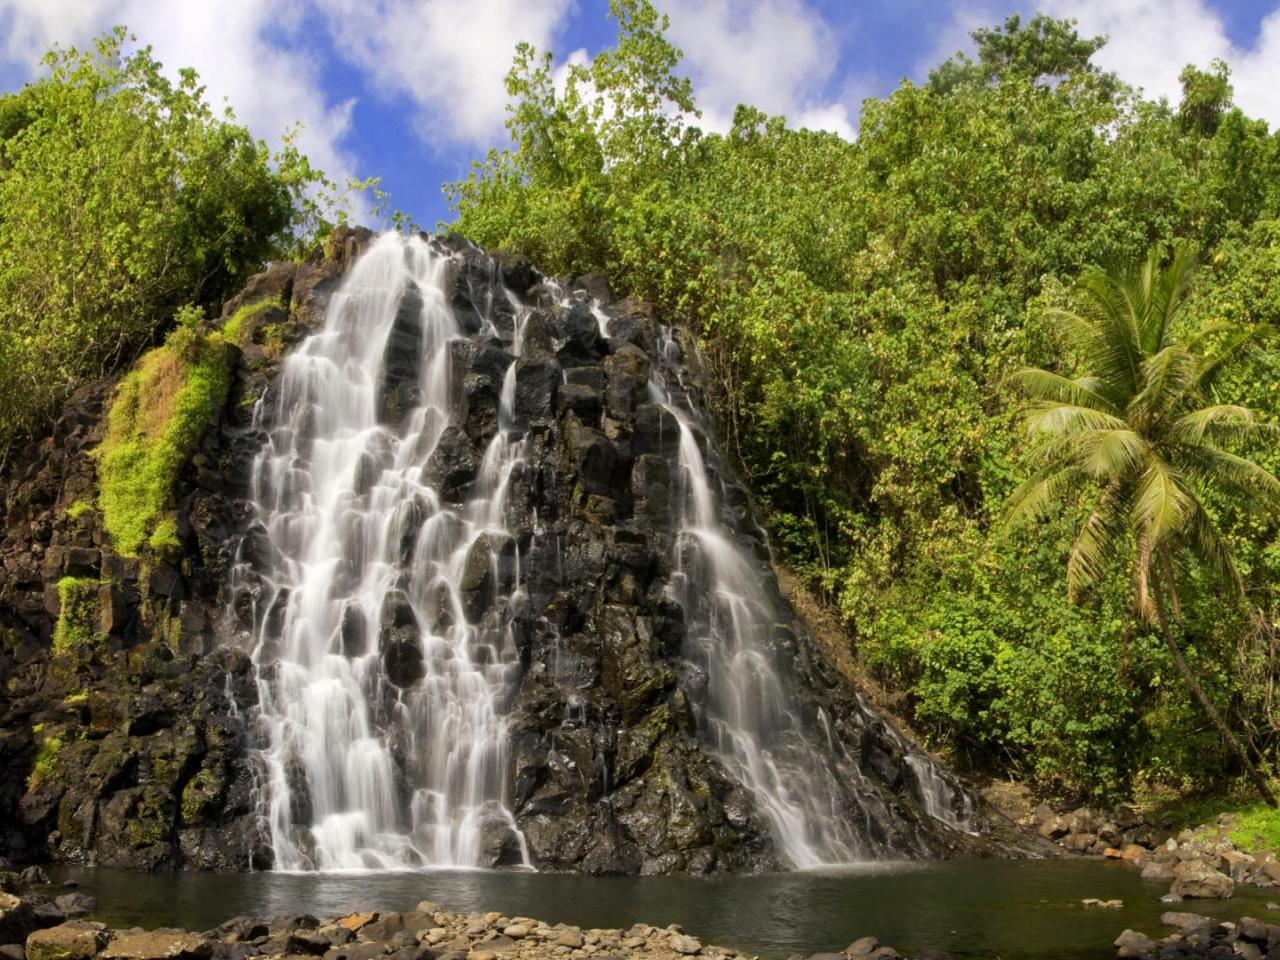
left=49, top=859, right=1275, bottom=960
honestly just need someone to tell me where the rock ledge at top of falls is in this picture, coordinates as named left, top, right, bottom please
left=0, top=227, right=994, bottom=875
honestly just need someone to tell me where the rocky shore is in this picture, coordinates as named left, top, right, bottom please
left=10, top=869, right=1280, bottom=960
left=988, top=788, right=1276, bottom=902
left=3, top=876, right=937, bottom=960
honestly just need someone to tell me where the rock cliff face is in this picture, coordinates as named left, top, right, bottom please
left=0, top=230, right=369, bottom=869
left=0, top=228, right=983, bottom=873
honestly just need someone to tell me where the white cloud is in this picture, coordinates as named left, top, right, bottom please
left=935, top=0, right=1280, bottom=128
left=0, top=0, right=367, bottom=219
left=312, top=0, right=573, bottom=148
left=659, top=0, right=857, bottom=138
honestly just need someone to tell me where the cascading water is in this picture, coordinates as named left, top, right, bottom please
left=645, top=329, right=870, bottom=866
left=233, top=233, right=531, bottom=871
left=227, top=231, right=982, bottom=875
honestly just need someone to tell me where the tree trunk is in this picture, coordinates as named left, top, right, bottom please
left=1152, top=580, right=1276, bottom=807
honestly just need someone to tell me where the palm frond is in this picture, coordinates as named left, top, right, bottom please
left=1007, top=367, right=1119, bottom=414
left=1132, top=343, right=1197, bottom=421
left=1183, top=498, right=1243, bottom=599
left=1079, top=429, right=1148, bottom=482
left=1025, top=401, right=1130, bottom=437
left=1170, top=405, right=1278, bottom=445
left=1067, top=483, right=1126, bottom=599
left=1176, top=443, right=1280, bottom=504
left=1132, top=456, right=1192, bottom=545
left=1196, top=322, right=1277, bottom=394
left=1003, top=462, right=1083, bottom=530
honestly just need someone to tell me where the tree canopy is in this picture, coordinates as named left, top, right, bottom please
left=451, top=0, right=1280, bottom=797
left=0, top=28, right=331, bottom=457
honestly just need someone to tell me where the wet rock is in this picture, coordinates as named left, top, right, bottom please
left=25, top=921, right=110, bottom=960
left=1113, top=929, right=1154, bottom=958
left=603, top=344, right=649, bottom=419
left=0, top=894, right=35, bottom=945
left=556, top=304, right=605, bottom=369
left=422, top=427, right=479, bottom=503
left=460, top=533, right=517, bottom=623
left=52, top=895, right=95, bottom=919
left=511, top=359, right=560, bottom=429
left=669, top=933, right=702, bottom=955
left=1172, top=859, right=1235, bottom=899
left=377, top=284, right=425, bottom=425
left=1160, top=911, right=1215, bottom=929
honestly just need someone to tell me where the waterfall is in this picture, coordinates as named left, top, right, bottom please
left=646, top=329, right=871, bottom=867
left=233, top=233, right=530, bottom=871
left=227, top=232, right=980, bottom=874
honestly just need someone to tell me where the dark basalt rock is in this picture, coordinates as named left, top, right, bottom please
left=376, top=283, right=425, bottom=425
left=421, top=426, right=478, bottom=504
left=0, top=227, right=372, bottom=871
left=0, top=226, right=989, bottom=878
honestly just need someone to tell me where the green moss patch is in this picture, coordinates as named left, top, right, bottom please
left=27, top=728, right=64, bottom=791
left=221, top=297, right=278, bottom=347
left=65, top=500, right=94, bottom=520
left=53, top=576, right=104, bottom=654
left=95, top=311, right=232, bottom=557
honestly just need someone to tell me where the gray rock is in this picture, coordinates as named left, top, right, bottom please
left=1171, top=858, right=1235, bottom=899
left=1113, top=928, right=1154, bottom=958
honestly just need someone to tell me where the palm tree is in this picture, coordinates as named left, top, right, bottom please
left=1006, top=244, right=1279, bottom=806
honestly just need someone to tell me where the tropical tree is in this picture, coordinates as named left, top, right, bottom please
left=1006, top=245, right=1279, bottom=805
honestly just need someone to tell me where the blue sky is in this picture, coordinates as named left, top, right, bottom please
left=1, top=1, right=1278, bottom=227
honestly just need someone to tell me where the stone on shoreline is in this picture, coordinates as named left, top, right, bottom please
left=25, top=921, right=110, bottom=960
left=1171, top=859, right=1234, bottom=899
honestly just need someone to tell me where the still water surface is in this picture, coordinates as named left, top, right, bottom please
left=51, top=860, right=1279, bottom=960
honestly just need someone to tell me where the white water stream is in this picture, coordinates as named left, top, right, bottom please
left=230, top=234, right=974, bottom=873
left=234, top=234, right=530, bottom=870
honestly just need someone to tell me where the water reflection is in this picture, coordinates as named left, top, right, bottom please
left=51, top=859, right=1279, bottom=960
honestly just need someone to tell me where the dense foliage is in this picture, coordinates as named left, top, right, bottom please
left=1007, top=246, right=1279, bottom=803
left=450, top=2, right=1280, bottom=797
left=0, top=29, right=327, bottom=458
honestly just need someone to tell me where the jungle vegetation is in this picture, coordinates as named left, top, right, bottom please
left=450, top=1, right=1280, bottom=800
left=5, top=4, right=1280, bottom=804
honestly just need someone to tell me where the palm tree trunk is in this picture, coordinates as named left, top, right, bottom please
left=1152, top=580, right=1276, bottom=807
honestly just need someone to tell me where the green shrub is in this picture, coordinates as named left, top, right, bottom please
left=95, top=311, right=232, bottom=557
left=0, top=28, right=333, bottom=459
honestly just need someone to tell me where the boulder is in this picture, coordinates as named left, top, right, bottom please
left=1113, top=929, right=1154, bottom=958
left=0, top=895, right=35, bottom=946
left=25, top=922, right=110, bottom=960
left=511, top=358, right=561, bottom=428
left=1171, top=858, right=1235, bottom=899
left=669, top=933, right=702, bottom=955
left=376, top=284, right=425, bottom=424
left=99, top=929, right=210, bottom=960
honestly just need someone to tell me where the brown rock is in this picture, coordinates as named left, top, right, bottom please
left=1121, top=844, right=1148, bottom=864
left=337, top=913, right=379, bottom=933
left=99, top=930, right=210, bottom=960
left=555, top=930, right=584, bottom=949
left=26, top=922, right=110, bottom=960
